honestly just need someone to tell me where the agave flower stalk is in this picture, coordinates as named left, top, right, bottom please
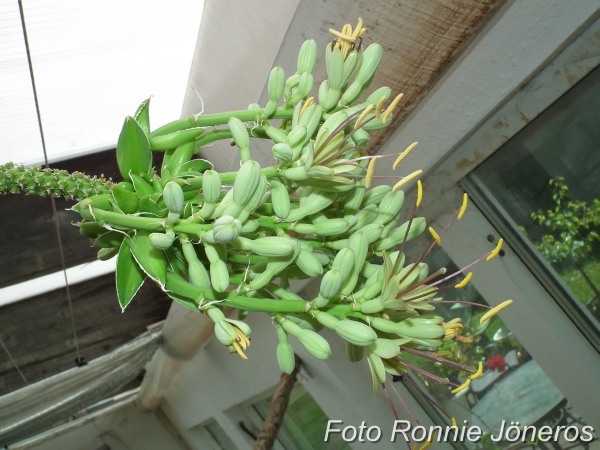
left=0, top=19, right=514, bottom=442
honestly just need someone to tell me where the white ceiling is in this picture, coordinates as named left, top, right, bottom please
left=0, top=0, right=204, bottom=166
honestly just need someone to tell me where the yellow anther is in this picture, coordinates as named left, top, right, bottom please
left=469, top=362, right=484, bottom=380
left=392, top=169, right=422, bottom=191
left=412, top=445, right=417, bottom=450
left=232, top=341, right=248, bottom=360
left=365, top=156, right=377, bottom=188
left=300, top=97, right=314, bottom=116
left=480, top=299, right=513, bottom=324
left=354, top=104, right=374, bottom=130
left=352, top=18, right=363, bottom=39
left=375, top=95, right=386, bottom=119
left=486, top=238, right=504, bottom=261
left=393, top=142, right=418, bottom=170
left=329, top=28, right=356, bottom=42
left=451, top=378, right=470, bottom=394
left=235, top=328, right=250, bottom=349
left=428, top=227, right=441, bottom=245
left=458, top=193, right=468, bottom=219
left=416, top=180, right=423, bottom=207
left=444, top=330, right=456, bottom=340
left=382, top=93, right=404, bottom=124
left=454, top=272, right=472, bottom=288
left=444, top=322, right=463, bottom=330
left=447, top=318, right=462, bottom=325
left=451, top=418, right=457, bottom=427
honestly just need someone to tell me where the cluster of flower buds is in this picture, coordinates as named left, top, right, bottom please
left=0, top=19, right=512, bottom=425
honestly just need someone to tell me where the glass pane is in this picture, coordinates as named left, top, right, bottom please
left=402, top=247, right=595, bottom=449
left=187, top=419, right=238, bottom=450
left=253, top=384, right=352, bottom=450
left=469, top=65, right=600, bottom=331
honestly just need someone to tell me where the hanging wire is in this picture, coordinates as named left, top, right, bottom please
left=17, top=0, right=84, bottom=366
left=0, top=338, right=28, bottom=386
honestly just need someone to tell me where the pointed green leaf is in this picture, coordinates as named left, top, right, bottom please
left=171, top=159, right=213, bottom=176
left=116, top=239, right=146, bottom=311
left=116, top=116, right=152, bottom=179
left=134, top=97, right=151, bottom=137
left=129, top=230, right=168, bottom=287
left=95, top=230, right=126, bottom=249
left=165, top=290, right=199, bottom=312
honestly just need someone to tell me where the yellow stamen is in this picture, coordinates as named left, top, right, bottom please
left=365, top=156, right=377, bottom=188
left=451, top=378, right=470, bottom=394
left=451, top=418, right=457, bottom=427
left=419, top=439, right=432, bottom=450
left=416, top=180, right=423, bottom=207
left=375, top=95, right=386, bottom=119
left=469, top=362, right=484, bottom=380
left=428, top=227, right=441, bottom=245
left=454, top=272, right=472, bottom=289
left=447, top=318, right=462, bottom=325
left=235, top=328, right=250, bottom=349
left=444, top=323, right=463, bottom=330
left=329, top=28, right=356, bottom=42
left=480, top=299, right=513, bottom=324
left=354, top=104, right=374, bottom=130
left=486, top=238, right=504, bottom=261
left=299, top=97, right=314, bottom=116
left=352, top=18, right=363, bottom=39
left=458, top=193, right=468, bottom=219
left=393, top=142, right=418, bottom=170
left=444, top=330, right=456, bottom=340
left=232, top=341, right=248, bottom=360
left=382, top=93, right=404, bottom=124
left=392, top=169, right=422, bottom=191
left=412, top=445, right=417, bottom=450
left=359, top=27, right=367, bottom=36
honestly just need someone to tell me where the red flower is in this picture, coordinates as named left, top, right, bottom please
left=487, top=355, right=506, bottom=373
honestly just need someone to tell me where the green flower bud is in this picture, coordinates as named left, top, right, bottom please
left=148, top=232, right=175, bottom=250
left=213, top=215, right=242, bottom=243
left=297, top=329, right=331, bottom=360
left=214, top=320, right=237, bottom=346
left=359, top=297, right=385, bottom=314
left=320, top=268, right=342, bottom=300
left=369, top=339, right=401, bottom=359
left=202, top=170, right=221, bottom=204
left=210, top=259, right=230, bottom=292
left=163, top=181, right=184, bottom=214
left=251, top=237, right=296, bottom=257
left=346, top=342, right=364, bottom=362
left=272, top=143, right=294, bottom=162
left=297, top=39, right=317, bottom=74
left=228, top=117, right=250, bottom=153
left=335, top=320, right=377, bottom=347
left=277, top=341, right=296, bottom=374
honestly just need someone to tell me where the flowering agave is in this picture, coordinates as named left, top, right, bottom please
left=0, top=18, right=513, bottom=447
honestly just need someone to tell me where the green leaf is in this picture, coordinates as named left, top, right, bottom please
left=116, top=116, right=152, bottom=179
left=95, top=230, right=126, bottom=248
left=116, top=239, right=146, bottom=311
left=134, top=97, right=151, bottom=137
left=111, top=184, right=140, bottom=214
left=129, top=230, right=168, bottom=287
left=171, top=159, right=213, bottom=176
left=165, top=290, right=199, bottom=312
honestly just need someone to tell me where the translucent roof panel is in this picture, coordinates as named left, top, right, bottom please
left=0, top=0, right=204, bottom=166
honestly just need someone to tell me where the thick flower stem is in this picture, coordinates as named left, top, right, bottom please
left=150, top=108, right=294, bottom=139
